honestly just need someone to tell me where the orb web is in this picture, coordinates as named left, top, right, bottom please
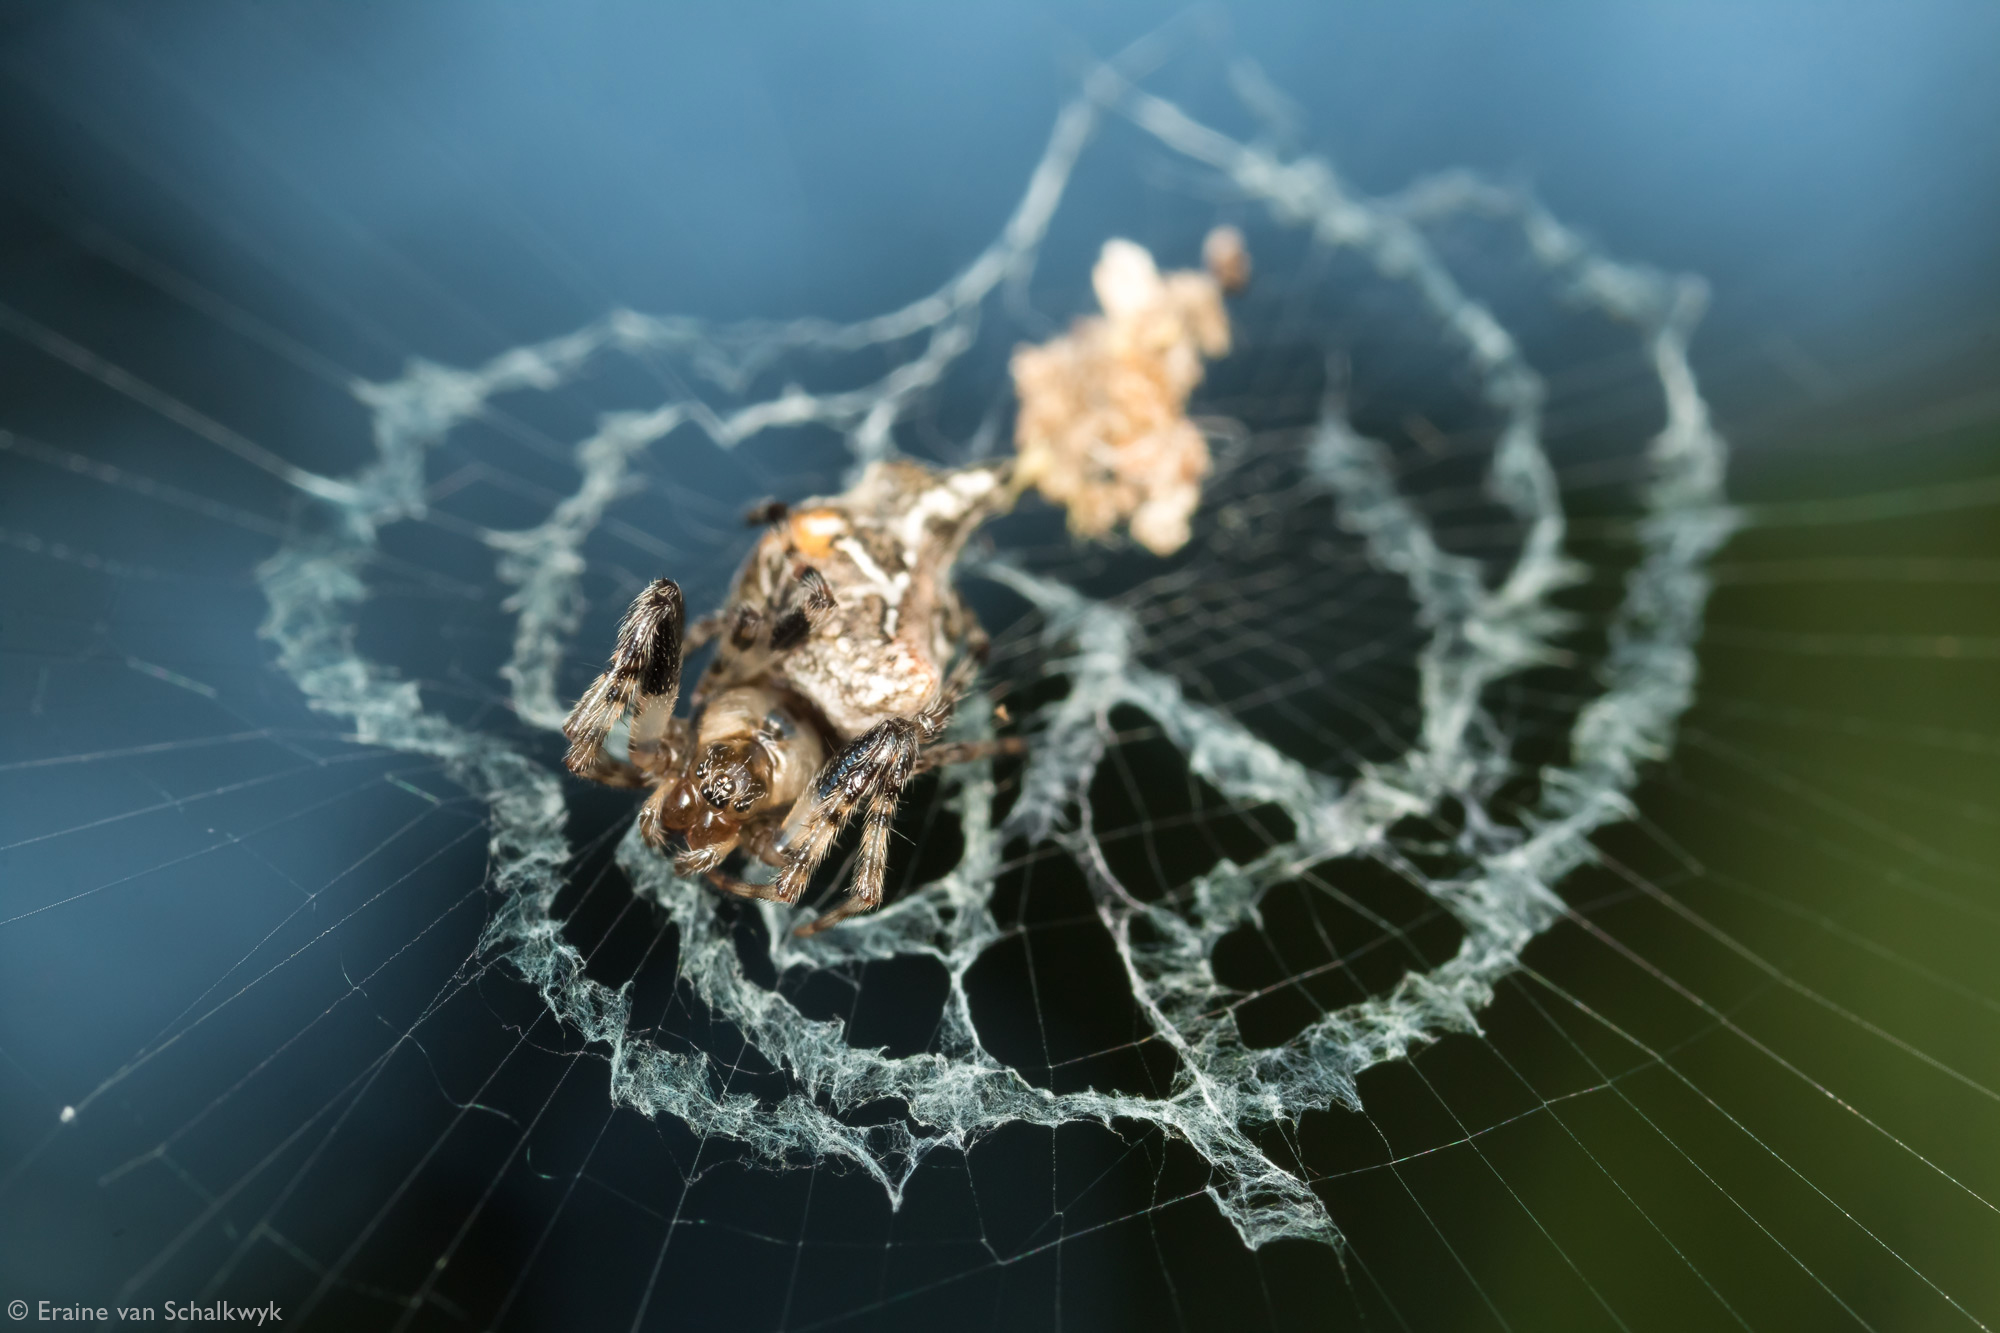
left=248, top=66, right=1728, bottom=1252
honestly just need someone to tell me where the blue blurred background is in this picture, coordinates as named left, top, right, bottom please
left=4, top=2, right=1997, bottom=374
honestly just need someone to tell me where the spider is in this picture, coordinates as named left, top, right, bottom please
left=561, top=458, right=1021, bottom=934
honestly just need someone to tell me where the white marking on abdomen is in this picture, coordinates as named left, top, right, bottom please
left=894, top=468, right=997, bottom=562
left=836, top=536, right=911, bottom=636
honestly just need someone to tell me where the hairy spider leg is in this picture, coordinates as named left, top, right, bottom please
left=716, top=563, right=834, bottom=660
left=681, top=612, right=723, bottom=655
left=768, top=566, right=835, bottom=651
left=916, top=651, right=982, bottom=739
left=563, top=578, right=684, bottom=786
left=912, top=736, right=1026, bottom=774
left=773, top=715, right=922, bottom=931
left=774, top=651, right=987, bottom=933
left=698, top=732, right=1015, bottom=912
left=742, top=497, right=789, bottom=527
left=699, top=869, right=793, bottom=903
left=794, top=769, right=907, bottom=935
left=726, top=603, right=764, bottom=650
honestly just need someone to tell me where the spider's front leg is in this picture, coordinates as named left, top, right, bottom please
left=912, top=736, right=1026, bottom=774
left=768, top=566, right=835, bottom=652
left=563, top=578, right=684, bottom=786
left=770, top=716, right=923, bottom=935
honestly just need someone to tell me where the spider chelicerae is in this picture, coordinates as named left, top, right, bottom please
left=561, top=459, right=1023, bottom=935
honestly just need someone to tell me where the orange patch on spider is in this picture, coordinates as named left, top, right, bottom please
left=787, top=508, right=848, bottom=559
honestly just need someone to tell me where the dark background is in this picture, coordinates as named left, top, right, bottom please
left=1, top=3, right=1997, bottom=1330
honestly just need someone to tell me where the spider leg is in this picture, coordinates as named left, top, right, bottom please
left=767, top=656, right=994, bottom=932
left=768, top=566, right=835, bottom=652
left=803, top=700, right=1017, bottom=929
left=770, top=717, right=920, bottom=914
left=703, top=869, right=789, bottom=902
left=793, top=780, right=901, bottom=936
left=914, top=652, right=981, bottom=742
left=576, top=758, right=652, bottom=789
left=683, top=612, right=723, bottom=654
left=727, top=604, right=764, bottom=650
left=563, top=579, right=683, bottom=784
left=911, top=736, right=1026, bottom=775
left=743, top=498, right=789, bottom=527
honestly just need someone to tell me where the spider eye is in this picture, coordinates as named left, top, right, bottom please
left=697, top=741, right=769, bottom=814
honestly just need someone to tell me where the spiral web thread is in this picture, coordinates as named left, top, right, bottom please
left=250, top=66, right=1731, bottom=1249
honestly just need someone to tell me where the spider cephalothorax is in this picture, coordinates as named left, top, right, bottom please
left=561, top=459, right=1017, bottom=934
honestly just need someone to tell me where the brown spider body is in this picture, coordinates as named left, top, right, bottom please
left=562, top=458, right=1016, bottom=934
left=707, top=460, right=1002, bottom=736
